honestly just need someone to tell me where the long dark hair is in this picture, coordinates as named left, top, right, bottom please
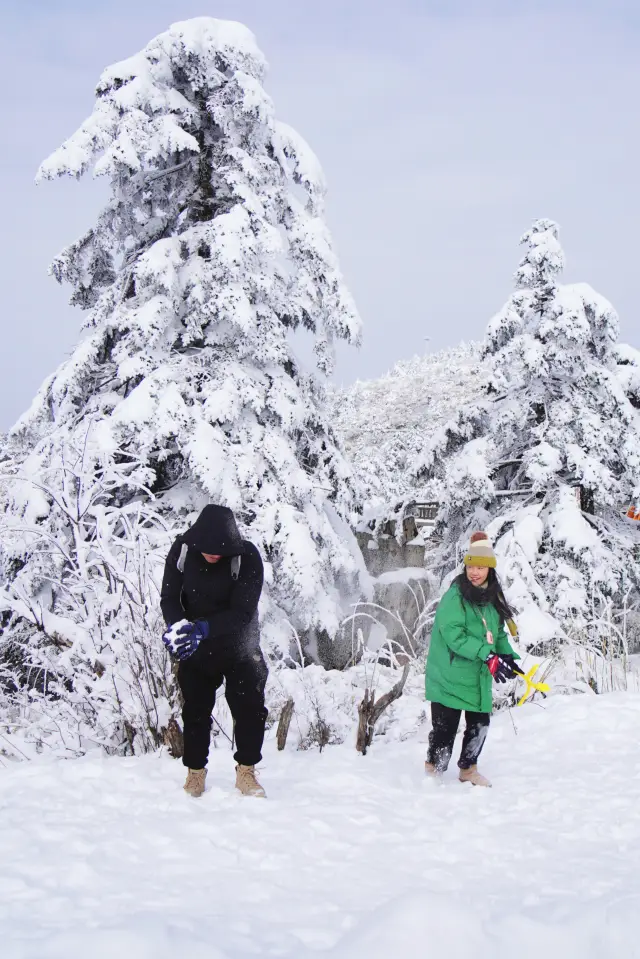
left=454, top=568, right=515, bottom=624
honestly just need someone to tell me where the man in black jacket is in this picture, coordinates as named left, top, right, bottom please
left=161, top=505, right=268, bottom=798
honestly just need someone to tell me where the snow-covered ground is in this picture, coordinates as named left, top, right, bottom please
left=2, top=693, right=640, bottom=959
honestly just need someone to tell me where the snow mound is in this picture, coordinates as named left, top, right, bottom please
left=2, top=693, right=640, bottom=958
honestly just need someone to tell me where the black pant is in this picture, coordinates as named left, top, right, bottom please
left=178, top=651, right=268, bottom=769
left=427, top=702, right=490, bottom=771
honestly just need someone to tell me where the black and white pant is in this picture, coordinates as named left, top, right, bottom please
left=427, top=702, right=490, bottom=771
left=178, top=650, right=268, bottom=770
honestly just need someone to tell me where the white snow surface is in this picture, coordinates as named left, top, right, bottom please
left=376, top=565, right=431, bottom=585
left=3, top=692, right=640, bottom=958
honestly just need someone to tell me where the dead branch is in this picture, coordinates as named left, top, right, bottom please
left=356, top=663, right=410, bottom=755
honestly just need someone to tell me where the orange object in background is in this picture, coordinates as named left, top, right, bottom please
left=626, top=506, right=640, bottom=521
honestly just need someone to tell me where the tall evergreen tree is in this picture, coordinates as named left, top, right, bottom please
left=417, top=219, right=640, bottom=656
left=0, top=18, right=365, bottom=753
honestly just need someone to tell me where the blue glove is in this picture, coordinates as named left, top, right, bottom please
left=162, top=619, right=209, bottom=661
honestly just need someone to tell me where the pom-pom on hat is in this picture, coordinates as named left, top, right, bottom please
left=463, top=531, right=497, bottom=569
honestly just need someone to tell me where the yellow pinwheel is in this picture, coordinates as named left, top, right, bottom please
left=516, top=664, right=550, bottom=706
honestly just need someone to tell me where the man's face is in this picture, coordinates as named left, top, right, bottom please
left=202, top=553, right=223, bottom=564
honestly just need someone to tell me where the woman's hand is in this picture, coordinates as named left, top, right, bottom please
left=501, top=653, right=523, bottom=675
left=485, top=653, right=523, bottom=683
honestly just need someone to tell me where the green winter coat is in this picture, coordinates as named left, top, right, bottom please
left=425, top=583, right=518, bottom=713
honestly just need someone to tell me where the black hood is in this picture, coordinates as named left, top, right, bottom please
left=183, top=505, right=245, bottom=556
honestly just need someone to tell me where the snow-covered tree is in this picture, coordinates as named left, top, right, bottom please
left=417, top=219, right=640, bottom=660
left=332, top=342, right=481, bottom=507
left=614, top=342, right=640, bottom=411
left=0, top=18, right=366, bottom=755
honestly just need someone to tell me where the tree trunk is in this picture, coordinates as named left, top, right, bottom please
left=163, top=716, right=184, bottom=759
left=276, top=698, right=295, bottom=751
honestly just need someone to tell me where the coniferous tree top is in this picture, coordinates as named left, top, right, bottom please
left=23, top=16, right=363, bottom=542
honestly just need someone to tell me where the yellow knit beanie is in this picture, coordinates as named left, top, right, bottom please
left=463, top=531, right=497, bottom=569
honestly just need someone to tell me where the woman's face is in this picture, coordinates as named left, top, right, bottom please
left=466, top=565, right=489, bottom=587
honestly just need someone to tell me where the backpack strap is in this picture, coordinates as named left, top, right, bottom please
left=177, top=543, right=188, bottom=574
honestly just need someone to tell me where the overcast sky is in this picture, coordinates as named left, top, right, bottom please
left=1, top=0, right=639, bottom=430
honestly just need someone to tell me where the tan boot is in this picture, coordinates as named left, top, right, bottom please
left=424, top=761, right=442, bottom=779
left=184, top=768, right=207, bottom=798
left=459, top=765, right=492, bottom=787
left=235, top=764, right=266, bottom=797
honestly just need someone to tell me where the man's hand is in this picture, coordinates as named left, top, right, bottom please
left=162, top=619, right=209, bottom=661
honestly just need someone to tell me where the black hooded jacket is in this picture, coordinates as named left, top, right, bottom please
left=160, top=506, right=264, bottom=656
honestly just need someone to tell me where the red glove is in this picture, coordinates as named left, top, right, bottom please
left=486, top=654, right=520, bottom=683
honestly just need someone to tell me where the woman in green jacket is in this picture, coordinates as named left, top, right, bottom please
left=425, top=532, right=521, bottom=787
